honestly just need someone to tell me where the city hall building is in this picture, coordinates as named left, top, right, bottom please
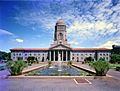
left=10, top=19, right=111, bottom=62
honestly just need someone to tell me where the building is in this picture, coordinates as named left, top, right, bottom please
left=10, top=19, right=111, bottom=62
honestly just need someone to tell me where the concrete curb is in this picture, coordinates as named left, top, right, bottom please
left=22, top=64, right=48, bottom=74
left=8, top=76, right=94, bottom=79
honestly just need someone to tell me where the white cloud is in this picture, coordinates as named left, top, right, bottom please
left=13, top=0, right=120, bottom=47
left=67, top=21, right=114, bottom=33
left=16, top=38, right=24, bottom=43
left=98, top=41, right=118, bottom=49
left=0, top=29, right=13, bottom=35
left=69, top=40, right=79, bottom=46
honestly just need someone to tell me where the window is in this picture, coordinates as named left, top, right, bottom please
left=19, top=54, right=21, bottom=56
left=13, top=53, right=15, bottom=56
left=25, top=54, right=27, bottom=56
left=81, top=54, right=83, bottom=56
left=77, top=57, right=79, bottom=62
left=58, top=33, right=63, bottom=40
left=72, top=57, right=74, bottom=60
left=25, top=57, right=27, bottom=60
left=106, top=57, right=108, bottom=60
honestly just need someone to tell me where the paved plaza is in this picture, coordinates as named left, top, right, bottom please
left=0, top=77, right=120, bottom=91
left=0, top=62, right=120, bottom=91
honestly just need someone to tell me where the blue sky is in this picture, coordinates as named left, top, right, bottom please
left=0, top=0, right=120, bottom=52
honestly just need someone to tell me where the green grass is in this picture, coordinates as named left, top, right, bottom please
left=79, top=70, right=93, bottom=76
left=27, top=70, right=41, bottom=76
left=109, top=63, right=120, bottom=69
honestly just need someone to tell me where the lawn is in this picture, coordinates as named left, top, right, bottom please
left=109, top=63, right=120, bottom=69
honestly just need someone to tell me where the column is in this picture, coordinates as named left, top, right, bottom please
left=49, top=51, right=51, bottom=61
left=70, top=51, right=72, bottom=61
left=66, top=51, right=68, bottom=61
left=62, top=51, right=63, bottom=61
left=57, top=50, right=59, bottom=61
left=54, top=51, right=55, bottom=61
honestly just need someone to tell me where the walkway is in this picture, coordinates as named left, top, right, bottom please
left=72, top=62, right=120, bottom=80
left=107, top=69, right=120, bottom=80
left=0, top=63, right=48, bottom=78
left=22, top=63, right=48, bottom=74
left=0, top=78, right=120, bottom=91
left=0, top=69, right=10, bottom=78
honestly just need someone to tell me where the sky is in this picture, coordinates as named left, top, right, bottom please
left=0, top=0, right=120, bottom=52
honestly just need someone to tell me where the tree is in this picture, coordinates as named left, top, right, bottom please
left=0, top=51, right=11, bottom=61
left=84, top=57, right=94, bottom=63
left=110, top=54, right=120, bottom=63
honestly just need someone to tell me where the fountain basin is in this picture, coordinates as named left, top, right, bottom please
left=26, top=65, right=94, bottom=76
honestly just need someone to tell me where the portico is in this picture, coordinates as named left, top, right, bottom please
left=49, top=19, right=72, bottom=61
left=48, top=50, right=71, bottom=61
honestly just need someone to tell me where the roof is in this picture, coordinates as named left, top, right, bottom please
left=56, top=19, right=65, bottom=25
left=10, top=48, right=49, bottom=51
left=10, top=48, right=111, bottom=51
left=72, top=48, right=111, bottom=51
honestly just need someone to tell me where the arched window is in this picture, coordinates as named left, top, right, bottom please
left=58, top=33, right=63, bottom=40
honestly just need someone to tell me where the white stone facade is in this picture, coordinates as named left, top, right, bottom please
left=11, top=51, right=48, bottom=61
left=11, top=50, right=110, bottom=62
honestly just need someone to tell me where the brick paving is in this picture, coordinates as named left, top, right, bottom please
left=0, top=78, right=120, bottom=91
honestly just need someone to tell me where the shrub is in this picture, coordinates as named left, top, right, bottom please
left=67, top=61, right=72, bottom=65
left=48, top=61, right=52, bottom=66
left=7, top=60, right=26, bottom=75
left=116, top=66, right=120, bottom=71
left=27, top=56, right=37, bottom=64
left=90, top=60, right=110, bottom=76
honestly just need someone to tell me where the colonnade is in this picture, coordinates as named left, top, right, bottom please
left=49, top=50, right=72, bottom=61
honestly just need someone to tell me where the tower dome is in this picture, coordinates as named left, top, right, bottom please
left=56, top=19, right=65, bottom=25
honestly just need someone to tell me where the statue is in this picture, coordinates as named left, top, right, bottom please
left=58, top=53, right=61, bottom=61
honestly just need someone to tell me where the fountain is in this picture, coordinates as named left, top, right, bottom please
left=58, top=53, right=62, bottom=71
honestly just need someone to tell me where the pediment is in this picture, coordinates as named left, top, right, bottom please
left=49, top=44, right=71, bottom=50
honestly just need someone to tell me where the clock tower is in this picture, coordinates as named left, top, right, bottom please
left=51, top=19, right=70, bottom=48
